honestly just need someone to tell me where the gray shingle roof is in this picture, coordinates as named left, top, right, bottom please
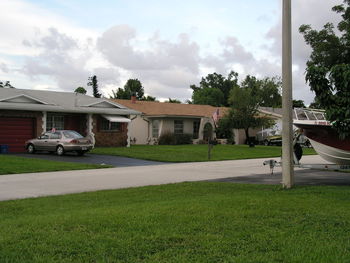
left=0, top=88, right=140, bottom=115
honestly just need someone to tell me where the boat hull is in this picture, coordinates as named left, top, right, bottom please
left=308, top=138, right=350, bottom=164
left=294, top=122, right=350, bottom=164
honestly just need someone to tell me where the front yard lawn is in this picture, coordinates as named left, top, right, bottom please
left=0, top=155, right=112, bottom=175
left=92, top=144, right=316, bottom=162
left=0, top=182, right=349, bottom=262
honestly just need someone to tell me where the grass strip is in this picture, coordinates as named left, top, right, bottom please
left=92, top=144, right=316, bottom=162
left=0, top=182, right=349, bottom=262
left=0, top=155, right=112, bottom=175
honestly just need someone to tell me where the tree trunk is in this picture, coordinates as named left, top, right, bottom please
left=245, top=128, right=250, bottom=144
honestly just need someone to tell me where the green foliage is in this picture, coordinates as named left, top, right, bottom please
left=292, top=99, right=306, bottom=108
left=191, top=71, right=239, bottom=106
left=192, top=87, right=225, bottom=106
left=143, top=95, right=157, bottom=101
left=158, top=131, right=176, bottom=145
left=308, top=97, right=322, bottom=109
left=158, top=132, right=192, bottom=145
left=111, top=79, right=144, bottom=100
left=240, top=75, right=282, bottom=108
left=74, top=87, right=87, bottom=94
left=87, top=75, right=101, bottom=98
left=299, top=0, right=350, bottom=138
left=165, top=98, right=181, bottom=103
left=0, top=80, right=15, bottom=88
left=215, top=117, right=234, bottom=142
left=227, top=83, right=274, bottom=142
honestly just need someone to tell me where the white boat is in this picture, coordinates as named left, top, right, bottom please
left=293, top=108, right=350, bottom=164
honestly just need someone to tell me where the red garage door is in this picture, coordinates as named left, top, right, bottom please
left=0, top=117, right=35, bottom=153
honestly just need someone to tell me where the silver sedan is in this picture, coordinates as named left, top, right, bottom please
left=25, top=130, right=94, bottom=156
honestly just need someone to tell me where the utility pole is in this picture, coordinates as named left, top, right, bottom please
left=282, top=0, right=294, bottom=188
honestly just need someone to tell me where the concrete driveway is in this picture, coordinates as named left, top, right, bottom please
left=15, top=152, right=165, bottom=167
left=1, top=155, right=350, bottom=201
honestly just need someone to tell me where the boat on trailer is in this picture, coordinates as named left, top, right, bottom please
left=293, top=108, right=350, bottom=165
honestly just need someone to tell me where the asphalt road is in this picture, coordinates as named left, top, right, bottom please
left=1, top=155, right=350, bottom=201
left=15, top=152, right=165, bottom=167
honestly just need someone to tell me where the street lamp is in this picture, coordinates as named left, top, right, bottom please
left=282, top=0, right=294, bottom=188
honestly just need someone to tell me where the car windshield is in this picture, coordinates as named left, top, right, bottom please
left=62, top=131, right=84, bottom=139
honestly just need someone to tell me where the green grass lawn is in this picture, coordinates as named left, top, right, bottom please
left=0, top=155, right=112, bottom=175
left=91, top=144, right=317, bottom=162
left=0, top=182, right=349, bottom=262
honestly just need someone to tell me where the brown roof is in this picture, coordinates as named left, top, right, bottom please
left=112, top=99, right=229, bottom=118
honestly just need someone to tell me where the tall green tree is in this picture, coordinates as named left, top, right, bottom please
left=111, top=79, right=144, bottom=100
left=227, top=84, right=274, bottom=144
left=88, top=76, right=101, bottom=98
left=191, top=71, right=239, bottom=106
left=240, top=75, right=282, bottom=108
left=0, top=81, right=15, bottom=88
left=74, top=87, right=87, bottom=94
left=192, top=87, right=225, bottom=106
left=299, top=0, right=350, bottom=138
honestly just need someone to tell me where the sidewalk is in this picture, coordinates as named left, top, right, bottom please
left=0, top=155, right=334, bottom=201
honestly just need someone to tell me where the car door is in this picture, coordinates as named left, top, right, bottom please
left=35, top=132, right=50, bottom=150
left=47, top=132, right=62, bottom=151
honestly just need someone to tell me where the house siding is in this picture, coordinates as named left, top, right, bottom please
left=92, top=115, right=128, bottom=147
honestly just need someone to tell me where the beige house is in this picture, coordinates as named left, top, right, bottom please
left=112, top=98, right=280, bottom=145
left=113, top=98, right=229, bottom=144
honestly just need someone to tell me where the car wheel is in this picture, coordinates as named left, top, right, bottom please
left=56, top=145, right=65, bottom=156
left=27, top=144, right=35, bottom=154
left=263, top=140, right=269, bottom=146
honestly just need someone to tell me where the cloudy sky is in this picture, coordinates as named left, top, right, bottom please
left=0, top=0, right=343, bottom=104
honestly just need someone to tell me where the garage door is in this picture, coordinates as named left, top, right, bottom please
left=0, top=117, right=35, bottom=153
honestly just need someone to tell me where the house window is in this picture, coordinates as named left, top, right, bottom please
left=46, top=114, right=64, bottom=131
left=174, top=120, right=183, bottom=135
left=101, top=118, right=121, bottom=131
left=193, top=120, right=200, bottom=139
left=152, top=120, right=159, bottom=138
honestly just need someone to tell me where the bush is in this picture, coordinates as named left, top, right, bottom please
left=174, top=134, right=193, bottom=145
left=158, top=132, right=176, bottom=145
left=158, top=132, right=193, bottom=145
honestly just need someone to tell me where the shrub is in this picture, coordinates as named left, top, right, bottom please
left=158, top=132, right=176, bottom=145
left=158, top=132, right=193, bottom=145
left=174, top=134, right=193, bottom=145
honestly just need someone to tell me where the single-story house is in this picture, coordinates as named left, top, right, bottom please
left=0, top=88, right=140, bottom=152
left=113, top=98, right=225, bottom=144
left=112, top=98, right=283, bottom=145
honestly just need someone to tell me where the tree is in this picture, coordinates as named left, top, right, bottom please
left=192, top=87, right=225, bottom=106
left=292, top=99, right=306, bottom=108
left=191, top=71, right=239, bottom=106
left=165, top=98, right=181, bottom=103
left=215, top=117, right=235, bottom=143
left=299, top=0, right=350, bottom=138
left=142, top=95, right=157, bottom=101
left=0, top=81, right=15, bottom=88
left=111, top=79, right=144, bottom=100
left=308, top=97, right=322, bottom=109
left=74, top=87, right=87, bottom=94
left=240, top=75, right=282, bottom=108
left=88, top=76, right=101, bottom=98
left=227, top=84, right=274, bottom=144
